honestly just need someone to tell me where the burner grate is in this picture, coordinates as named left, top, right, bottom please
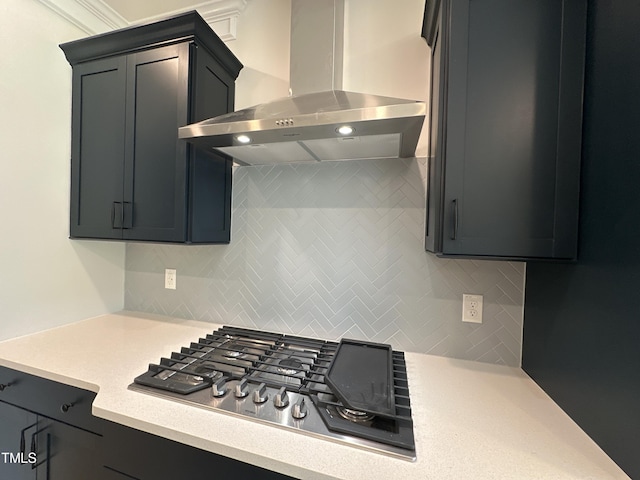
left=132, top=326, right=415, bottom=457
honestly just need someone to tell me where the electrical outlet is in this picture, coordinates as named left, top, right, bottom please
left=462, top=294, right=483, bottom=323
left=165, top=269, right=176, bottom=290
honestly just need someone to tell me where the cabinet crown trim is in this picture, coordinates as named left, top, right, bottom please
left=59, top=10, right=243, bottom=79
left=38, top=0, right=246, bottom=41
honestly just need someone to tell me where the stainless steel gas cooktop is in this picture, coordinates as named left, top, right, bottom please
left=129, top=326, right=415, bottom=461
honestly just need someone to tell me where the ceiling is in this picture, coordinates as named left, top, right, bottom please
left=102, top=0, right=209, bottom=23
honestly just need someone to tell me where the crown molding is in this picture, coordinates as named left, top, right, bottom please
left=199, top=0, right=247, bottom=42
left=137, top=0, right=247, bottom=42
left=37, top=0, right=247, bottom=40
left=38, top=0, right=128, bottom=35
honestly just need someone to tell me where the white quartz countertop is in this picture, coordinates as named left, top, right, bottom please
left=0, top=312, right=630, bottom=479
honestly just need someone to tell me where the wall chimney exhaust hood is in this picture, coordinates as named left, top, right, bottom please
left=178, top=0, right=426, bottom=166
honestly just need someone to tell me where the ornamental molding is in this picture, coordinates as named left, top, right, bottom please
left=37, top=0, right=127, bottom=35
left=37, top=0, right=247, bottom=40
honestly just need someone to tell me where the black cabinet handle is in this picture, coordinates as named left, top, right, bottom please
left=19, top=422, right=37, bottom=455
left=122, top=201, right=133, bottom=229
left=30, top=426, right=49, bottom=470
left=0, top=382, right=10, bottom=391
left=30, top=430, right=37, bottom=455
left=451, top=198, right=459, bottom=240
left=60, top=402, right=74, bottom=413
left=112, top=202, right=123, bottom=229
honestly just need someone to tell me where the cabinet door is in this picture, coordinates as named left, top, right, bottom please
left=39, top=418, right=104, bottom=480
left=70, top=56, right=127, bottom=239
left=188, top=44, right=235, bottom=243
left=122, top=43, right=190, bottom=242
left=102, top=421, right=295, bottom=480
left=0, top=402, right=38, bottom=480
left=438, top=0, right=585, bottom=259
left=425, top=0, right=445, bottom=254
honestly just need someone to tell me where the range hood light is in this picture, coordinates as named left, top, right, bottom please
left=336, top=125, right=355, bottom=136
left=236, top=134, right=251, bottom=144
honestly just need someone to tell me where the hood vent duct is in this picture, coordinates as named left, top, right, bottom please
left=179, top=0, right=426, bottom=166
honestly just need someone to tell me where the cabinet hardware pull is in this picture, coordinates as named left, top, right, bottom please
left=60, top=402, right=74, bottom=413
left=19, top=422, right=37, bottom=455
left=29, top=426, right=48, bottom=470
left=0, top=382, right=11, bottom=391
left=451, top=199, right=459, bottom=240
left=122, top=201, right=132, bottom=229
left=112, top=202, right=123, bottom=229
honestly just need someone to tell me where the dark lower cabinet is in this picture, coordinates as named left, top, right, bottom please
left=101, top=422, right=296, bottom=480
left=40, top=416, right=104, bottom=479
left=422, top=0, right=587, bottom=260
left=0, top=367, right=104, bottom=479
left=0, top=401, right=38, bottom=479
left=0, top=398, right=103, bottom=479
left=60, top=11, right=241, bottom=244
left=0, top=367, right=294, bottom=480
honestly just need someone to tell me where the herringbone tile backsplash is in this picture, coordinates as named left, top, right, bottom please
left=125, top=158, right=525, bottom=366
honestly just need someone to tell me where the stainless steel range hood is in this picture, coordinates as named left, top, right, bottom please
left=178, top=1, right=426, bottom=166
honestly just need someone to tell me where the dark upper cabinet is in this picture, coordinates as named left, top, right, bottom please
left=60, top=12, right=242, bottom=244
left=423, top=0, right=587, bottom=260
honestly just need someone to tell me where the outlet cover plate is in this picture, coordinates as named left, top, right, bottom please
left=165, top=269, right=176, bottom=290
left=462, top=294, right=483, bottom=323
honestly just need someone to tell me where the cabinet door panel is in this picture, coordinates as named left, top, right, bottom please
left=443, top=0, right=562, bottom=257
left=70, top=57, right=126, bottom=239
left=0, top=402, right=37, bottom=480
left=189, top=45, right=235, bottom=243
left=192, top=45, right=235, bottom=122
left=123, top=43, right=190, bottom=242
left=42, top=419, right=104, bottom=480
left=425, top=0, right=445, bottom=253
left=102, top=421, right=295, bottom=480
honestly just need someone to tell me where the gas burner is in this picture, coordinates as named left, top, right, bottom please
left=276, top=357, right=304, bottom=375
left=178, top=373, right=205, bottom=385
left=193, top=365, right=222, bottom=378
left=337, top=407, right=376, bottom=423
left=221, top=341, right=246, bottom=358
left=131, top=325, right=415, bottom=460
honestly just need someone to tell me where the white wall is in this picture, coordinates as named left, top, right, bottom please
left=223, top=0, right=291, bottom=110
left=0, top=0, right=125, bottom=341
left=343, top=0, right=430, bottom=156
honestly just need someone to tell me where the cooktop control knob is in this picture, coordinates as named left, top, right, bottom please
left=211, top=377, right=227, bottom=398
left=291, top=398, right=308, bottom=420
left=253, top=383, right=268, bottom=404
left=273, top=386, right=289, bottom=408
left=234, top=378, right=249, bottom=398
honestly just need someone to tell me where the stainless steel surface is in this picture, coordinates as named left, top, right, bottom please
left=131, top=325, right=415, bottom=461
left=290, top=0, right=344, bottom=96
left=178, top=0, right=425, bottom=166
left=129, top=380, right=416, bottom=461
left=179, top=90, right=426, bottom=166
